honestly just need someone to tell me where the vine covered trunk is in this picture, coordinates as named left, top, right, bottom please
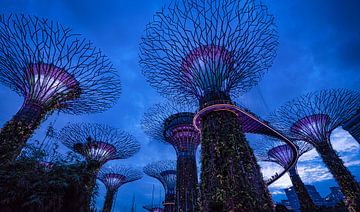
left=0, top=101, right=47, bottom=164
left=288, top=166, right=317, bottom=211
left=175, top=155, right=198, bottom=212
left=316, top=142, right=360, bottom=212
left=102, top=190, right=115, bottom=212
left=200, top=110, right=273, bottom=211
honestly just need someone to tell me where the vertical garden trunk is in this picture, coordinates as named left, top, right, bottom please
left=102, top=190, right=115, bottom=212
left=0, top=101, right=47, bottom=164
left=164, top=193, right=175, bottom=212
left=316, top=142, right=360, bottom=212
left=200, top=110, right=273, bottom=211
left=175, top=155, right=198, bottom=212
left=288, top=166, right=317, bottom=211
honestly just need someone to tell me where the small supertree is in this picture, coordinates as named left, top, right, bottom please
left=98, top=166, right=142, bottom=212
left=142, top=102, right=200, bottom=211
left=58, top=123, right=140, bottom=207
left=255, top=138, right=317, bottom=211
left=269, top=89, right=360, bottom=211
left=0, top=14, right=121, bottom=164
left=144, top=160, right=177, bottom=212
left=140, top=0, right=278, bottom=210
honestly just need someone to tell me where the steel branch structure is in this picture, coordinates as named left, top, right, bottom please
left=98, top=166, right=142, bottom=212
left=269, top=89, right=360, bottom=211
left=144, top=160, right=177, bottom=212
left=0, top=14, right=121, bottom=164
left=139, top=0, right=278, bottom=210
left=58, top=122, right=140, bottom=206
left=255, top=138, right=317, bottom=211
left=59, top=123, right=140, bottom=166
left=142, top=102, right=200, bottom=211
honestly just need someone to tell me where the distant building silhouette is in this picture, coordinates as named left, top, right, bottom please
left=343, top=109, right=360, bottom=144
left=280, top=200, right=293, bottom=211
left=323, top=186, right=345, bottom=207
left=284, top=185, right=324, bottom=211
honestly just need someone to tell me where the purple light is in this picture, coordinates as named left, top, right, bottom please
left=291, top=114, right=330, bottom=144
left=75, top=141, right=117, bottom=163
left=267, top=145, right=294, bottom=168
left=102, top=173, right=126, bottom=191
left=24, top=63, right=80, bottom=105
left=181, top=45, right=234, bottom=95
left=163, top=112, right=200, bottom=156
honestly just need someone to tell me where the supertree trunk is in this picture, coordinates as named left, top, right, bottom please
left=102, top=190, right=116, bottom=212
left=200, top=110, right=273, bottom=211
left=0, top=100, right=48, bottom=164
left=288, top=166, right=317, bottom=212
left=315, top=142, right=360, bottom=212
left=164, top=193, right=175, bottom=212
left=176, top=155, right=198, bottom=212
left=83, top=162, right=102, bottom=210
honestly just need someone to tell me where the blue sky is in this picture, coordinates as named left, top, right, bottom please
left=0, top=0, right=359, bottom=211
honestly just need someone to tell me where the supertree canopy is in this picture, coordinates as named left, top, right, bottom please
left=141, top=102, right=200, bottom=211
left=140, top=0, right=278, bottom=210
left=255, top=138, right=317, bottom=211
left=58, top=122, right=140, bottom=206
left=98, top=166, right=142, bottom=212
left=144, top=160, right=177, bottom=212
left=269, top=89, right=360, bottom=211
left=0, top=14, right=121, bottom=164
left=59, top=123, right=140, bottom=167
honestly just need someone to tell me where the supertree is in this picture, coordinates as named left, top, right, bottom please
left=144, top=160, right=177, bottom=212
left=269, top=89, right=360, bottom=211
left=255, top=138, right=317, bottom=211
left=0, top=14, right=121, bottom=164
left=98, top=166, right=142, bottom=212
left=141, top=102, right=200, bottom=211
left=139, top=0, right=279, bottom=210
left=58, top=123, right=140, bottom=207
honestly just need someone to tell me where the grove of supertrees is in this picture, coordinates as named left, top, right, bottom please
left=141, top=102, right=200, bottom=211
left=269, top=88, right=360, bottom=211
left=58, top=123, right=140, bottom=207
left=144, top=160, right=177, bottom=212
left=139, top=0, right=279, bottom=210
left=98, top=165, right=142, bottom=212
left=0, top=14, right=121, bottom=164
left=255, top=138, right=318, bottom=211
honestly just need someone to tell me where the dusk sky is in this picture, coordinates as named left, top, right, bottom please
left=0, top=0, right=359, bottom=211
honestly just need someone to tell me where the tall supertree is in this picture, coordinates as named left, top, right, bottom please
left=58, top=123, right=140, bottom=207
left=255, top=138, right=317, bottom=211
left=98, top=166, right=142, bottom=212
left=269, top=89, right=360, bottom=211
left=0, top=14, right=121, bottom=164
left=141, top=102, right=200, bottom=211
left=144, top=160, right=177, bottom=212
left=140, top=0, right=280, bottom=209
